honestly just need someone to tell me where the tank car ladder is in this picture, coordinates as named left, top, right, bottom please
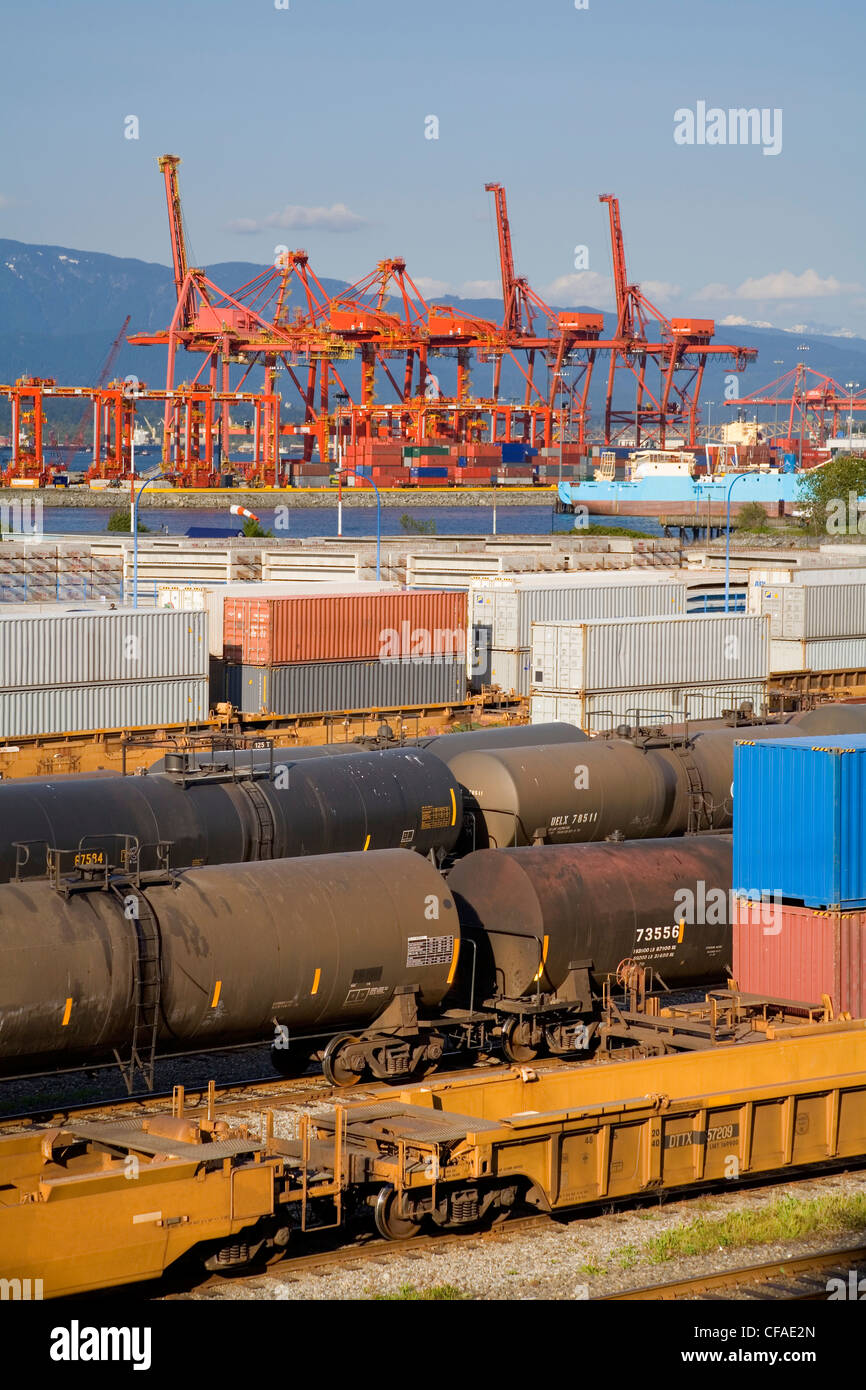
left=241, top=778, right=275, bottom=860
left=110, top=881, right=163, bottom=1093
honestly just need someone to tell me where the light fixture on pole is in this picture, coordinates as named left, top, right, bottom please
left=132, top=473, right=166, bottom=608
left=725, top=470, right=762, bottom=612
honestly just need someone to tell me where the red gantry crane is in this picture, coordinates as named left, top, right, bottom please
left=123, top=157, right=759, bottom=475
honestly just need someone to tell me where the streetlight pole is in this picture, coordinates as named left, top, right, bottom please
left=335, top=392, right=349, bottom=538
left=725, top=470, right=762, bottom=612
left=846, top=381, right=860, bottom=453
left=132, top=474, right=165, bottom=608
left=338, top=467, right=381, bottom=580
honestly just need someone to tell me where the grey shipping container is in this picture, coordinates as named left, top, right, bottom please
left=221, top=655, right=466, bottom=716
left=530, top=613, right=769, bottom=693
left=0, top=678, right=210, bottom=739
left=0, top=607, right=208, bottom=687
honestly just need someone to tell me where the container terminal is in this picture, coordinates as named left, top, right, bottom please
left=2, top=151, right=866, bottom=1323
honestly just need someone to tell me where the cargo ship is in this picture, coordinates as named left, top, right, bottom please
left=557, top=448, right=812, bottom=518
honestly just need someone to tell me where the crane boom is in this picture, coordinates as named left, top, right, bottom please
left=599, top=194, right=631, bottom=335
left=159, top=154, right=191, bottom=325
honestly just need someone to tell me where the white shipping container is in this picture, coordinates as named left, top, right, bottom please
left=530, top=682, right=768, bottom=733
left=0, top=677, right=210, bottom=739
left=762, top=583, right=866, bottom=639
left=530, top=613, right=769, bottom=693
left=0, top=607, right=208, bottom=687
left=769, top=636, right=866, bottom=673
left=470, top=573, right=686, bottom=656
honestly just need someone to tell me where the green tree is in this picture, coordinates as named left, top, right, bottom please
left=107, top=508, right=150, bottom=533
left=797, top=454, right=866, bottom=537
left=241, top=517, right=273, bottom=538
left=735, top=501, right=770, bottom=532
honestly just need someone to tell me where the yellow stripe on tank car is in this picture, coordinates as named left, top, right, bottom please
left=449, top=787, right=457, bottom=826
left=446, top=938, right=461, bottom=985
left=311, top=968, right=321, bottom=996
left=211, top=980, right=222, bottom=1009
left=61, top=997, right=73, bottom=1027
left=363, top=834, right=371, bottom=851
left=678, top=918, right=685, bottom=944
left=532, top=935, right=550, bottom=984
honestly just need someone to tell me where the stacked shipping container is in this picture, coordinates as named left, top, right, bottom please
left=0, top=606, right=209, bottom=737
left=761, top=579, right=866, bottom=672
left=733, top=735, right=866, bottom=1018
left=469, top=573, right=687, bottom=697
left=171, top=584, right=470, bottom=716
left=529, top=612, right=770, bottom=732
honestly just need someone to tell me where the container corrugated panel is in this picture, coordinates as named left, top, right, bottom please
left=733, top=898, right=866, bottom=1017
left=162, top=581, right=400, bottom=657
left=224, top=590, right=468, bottom=666
left=733, top=735, right=866, bottom=908
left=769, top=636, right=866, bottom=673
left=470, top=574, right=685, bottom=651
left=222, top=655, right=465, bottom=715
left=475, top=648, right=532, bottom=695
left=762, top=583, right=866, bottom=638
left=0, top=678, right=210, bottom=739
left=793, top=566, right=866, bottom=585
left=530, top=613, right=768, bottom=692
left=530, top=682, right=767, bottom=733
left=0, top=608, right=208, bottom=686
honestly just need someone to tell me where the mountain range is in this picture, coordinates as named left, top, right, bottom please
left=3, top=237, right=866, bottom=432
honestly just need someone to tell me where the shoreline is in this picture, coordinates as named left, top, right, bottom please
left=0, top=487, right=557, bottom=510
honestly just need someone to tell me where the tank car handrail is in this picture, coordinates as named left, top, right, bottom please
left=481, top=927, right=548, bottom=1003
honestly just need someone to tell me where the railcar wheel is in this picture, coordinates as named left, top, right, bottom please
left=321, top=1034, right=365, bottom=1088
left=501, top=1018, right=537, bottom=1064
left=374, top=1185, right=422, bottom=1241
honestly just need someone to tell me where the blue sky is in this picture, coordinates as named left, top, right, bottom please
left=1, top=0, right=862, bottom=334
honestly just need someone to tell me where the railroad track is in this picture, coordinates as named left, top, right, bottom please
left=180, top=1225, right=866, bottom=1303
left=172, top=1214, right=554, bottom=1300
left=605, top=1245, right=866, bottom=1300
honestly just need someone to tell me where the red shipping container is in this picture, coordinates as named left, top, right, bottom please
left=733, top=897, right=866, bottom=1017
left=224, top=590, right=468, bottom=665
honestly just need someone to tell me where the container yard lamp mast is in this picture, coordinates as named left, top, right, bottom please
left=724, top=470, right=761, bottom=613
left=336, top=467, right=381, bottom=580
left=132, top=474, right=166, bottom=608
left=847, top=382, right=860, bottom=451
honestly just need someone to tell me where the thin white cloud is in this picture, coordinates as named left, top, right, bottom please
left=695, top=269, right=861, bottom=303
left=459, top=279, right=500, bottom=298
left=412, top=276, right=451, bottom=297
left=694, top=281, right=733, bottom=302
left=543, top=271, right=613, bottom=306
left=642, top=280, right=682, bottom=303
left=736, top=268, right=856, bottom=300
left=228, top=203, right=367, bottom=234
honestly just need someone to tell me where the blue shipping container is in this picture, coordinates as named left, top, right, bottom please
left=733, top=735, right=866, bottom=909
left=500, top=443, right=527, bottom=463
